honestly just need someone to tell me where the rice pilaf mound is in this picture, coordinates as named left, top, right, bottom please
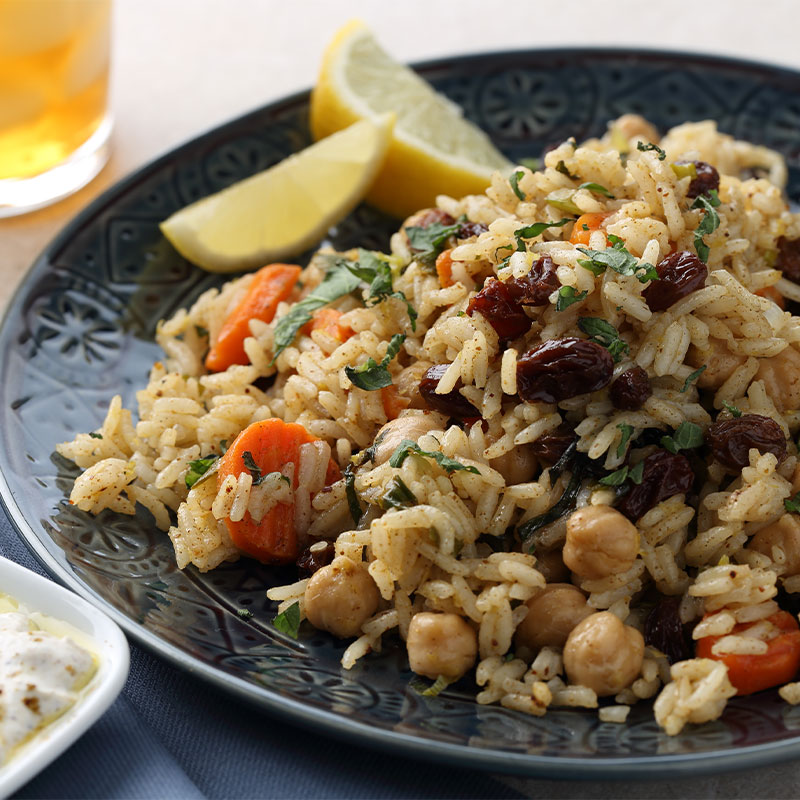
left=58, top=117, right=800, bottom=735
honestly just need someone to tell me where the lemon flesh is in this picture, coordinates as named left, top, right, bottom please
left=311, top=20, right=512, bottom=219
left=160, top=114, right=393, bottom=273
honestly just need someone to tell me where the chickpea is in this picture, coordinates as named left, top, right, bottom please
left=562, top=505, right=640, bottom=580
left=756, top=345, right=800, bottom=412
left=406, top=612, right=477, bottom=681
left=514, top=583, right=592, bottom=651
left=304, top=556, right=380, bottom=638
left=532, top=548, right=570, bottom=584
left=749, top=513, right=800, bottom=576
left=686, top=337, right=746, bottom=390
left=490, top=444, right=538, bottom=485
left=613, top=113, right=661, bottom=145
left=563, top=611, right=645, bottom=696
left=371, top=411, right=448, bottom=466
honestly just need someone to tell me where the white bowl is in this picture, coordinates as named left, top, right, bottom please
left=0, top=556, right=129, bottom=799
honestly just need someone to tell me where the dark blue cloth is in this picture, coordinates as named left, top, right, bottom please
left=1, top=512, right=523, bottom=800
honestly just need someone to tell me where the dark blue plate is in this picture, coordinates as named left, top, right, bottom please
left=3, top=48, right=800, bottom=778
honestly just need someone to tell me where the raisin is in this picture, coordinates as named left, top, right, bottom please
left=706, top=413, right=787, bottom=470
left=516, top=338, right=613, bottom=403
left=776, top=236, right=800, bottom=284
left=609, top=366, right=651, bottom=410
left=296, top=542, right=336, bottom=576
left=457, top=221, right=489, bottom=239
left=506, top=255, right=560, bottom=306
left=644, top=597, right=692, bottom=664
left=616, top=449, right=694, bottom=521
left=413, top=208, right=455, bottom=228
left=528, top=423, right=577, bottom=464
left=683, top=160, right=720, bottom=198
left=643, top=250, right=708, bottom=312
left=419, top=363, right=480, bottom=418
left=467, top=278, right=531, bottom=341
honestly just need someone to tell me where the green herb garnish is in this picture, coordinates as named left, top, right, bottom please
left=691, top=190, right=721, bottom=263
left=509, top=170, right=526, bottom=201
left=722, top=400, right=743, bottom=418
left=578, top=182, right=615, bottom=198
left=380, top=476, right=418, bottom=510
left=185, top=455, right=219, bottom=489
left=577, top=317, right=630, bottom=362
left=406, top=221, right=462, bottom=267
left=388, top=440, right=480, bottom=475
left=273, top=602, right=301, bottom=639
left=237, top=608, right=254, bottom=620
left=345, top=250, right=417, bottom=330
left=343, top=463, right=363, bottom=525
left=345, top=333, right=406, bottom=391
left=577, top=236, right=657, bottom=283
left=88, top=432, right=103, bottom=439
left=555, top=285, right=588, bottom=311
left=660, top=421, right=705, bottom=455
left=785, top=492, right=800, bottom=514
left=637, top=142, right=667, bottom=161
left=681, top=365, right=707, bottom=392
left=599, top=461, right=644, bottom=486
left=616, top=423, right=634, bottom=458
left=513, top=218, right=571, bottom=251
left=242, top=451, right=263, bottom=485
left=555, top=160, right=579, bottom=180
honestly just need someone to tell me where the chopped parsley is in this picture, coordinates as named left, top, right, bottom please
left=237, top=608, right=254, bottom=620
left=242, top=451, right=263, bottom=485
left=577, top=236, right=657, bottom=283
left=509, top=170, right=526, bottom=201
left=343, top=463, right=363, bottom=525
left=273, top=602, right=301, bottom=639
left=681, top=365, right=707, bottom=392
left=380, top=476, right=418, bottom=510
left=388, top=440, right=480, bottom=474
left=616, top=423, right=634, bottom=458
left=785, top=491, right=800, bottom=514
left=577, top=317, right=630, bottom=362
left=722, top=400, right=743, bottom=418
left=691, top=190, right=721, bottom=263
left=345, top=334, right=406, bottom=391
left=88, top=432, right=103, bottom=439
left=185, top=455, right=219, bottom=489
left=637, top=141, right=667, bottom=161
left=513, top=218, right=571, bottom=251
left=406, top=221, right=462, bottom=267
left=599, top=461, right=644, bottom=487
left=660, top=421, right=705, bottom=454
left=344, top=250, right=417, bottom=330
left=555, top=160, right=579, bottom=180
left=555, top=285, right=588, bottom=311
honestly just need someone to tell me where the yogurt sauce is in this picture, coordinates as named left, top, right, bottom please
left=0, top=595, right=97, bottom=765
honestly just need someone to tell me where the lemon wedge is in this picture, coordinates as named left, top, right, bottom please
left=311, top=20, right=512, bottom=219
left=160, top=113, right=393, bottom=273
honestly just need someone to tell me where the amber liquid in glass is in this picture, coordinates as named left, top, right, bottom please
left=0, top=0, right=111, bottom=181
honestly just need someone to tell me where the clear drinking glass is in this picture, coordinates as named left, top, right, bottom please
left=0, top=0, right=112, bottom=217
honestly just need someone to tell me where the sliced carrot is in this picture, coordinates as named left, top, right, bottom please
left=756, top=285, right=786, bottom=310
left=435, top=248, right=455, bottom=288
left=205, top=263, right=301, bottom=372
left=217, top=419, right=341, bottom=563
left=299, top=307, right=355, bottom=342
left=696, top=611, right=800, bottom=695
left=381, top=385, right=409, bottom=420
left=569, top=213, right=611, bottom=246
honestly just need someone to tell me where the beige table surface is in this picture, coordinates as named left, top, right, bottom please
left=4, top=0, right=800, bottom=796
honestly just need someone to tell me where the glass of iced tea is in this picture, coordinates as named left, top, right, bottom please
left=0, top=0, right=112, bottom=217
